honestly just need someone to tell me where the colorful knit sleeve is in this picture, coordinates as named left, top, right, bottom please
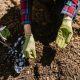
left=20, top=0, right=33, bottom=24
left=61, top=0, right=79, bottom=18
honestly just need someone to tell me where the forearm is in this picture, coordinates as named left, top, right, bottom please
left=61, top=0, right=79, bottom=18
left=20, top=0, right=33, bottom=34
left=20, top=0, right=33, bottom=24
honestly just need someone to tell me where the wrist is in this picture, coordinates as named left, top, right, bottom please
left=64, top=15, right=72, bottom=21
left=24, top=24, right=32, bottom=34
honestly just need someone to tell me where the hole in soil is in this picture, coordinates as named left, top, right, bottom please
left=40, top=45, right=56, bottom=66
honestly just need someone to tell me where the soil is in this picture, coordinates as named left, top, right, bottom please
left=0, top=0, right=80, bottom=80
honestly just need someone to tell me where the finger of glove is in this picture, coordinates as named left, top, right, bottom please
left=24, top=50, right=30, bottom=59
left=63, top=43, right=67, bottom=48
left=29, top=49, right=36, bottom=59
left=31, top=49, right=37, bottom=59
left=56, top=37, right=59, bottom=44
left=56, top=35, right=63, bottom=48
left=58, top=40, right=62, bottom=48
left=59, top=38, right=66, bottom=48
left=56, top=35, right=61, bottom=45
left=23, top=49, right=33, bottom=59
left=25, top=49, right=35, bottom=59
left=66, top=33, right=73, bottom=43
left=56, top=28, right=63, bottom=43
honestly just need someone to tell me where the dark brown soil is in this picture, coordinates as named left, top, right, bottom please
left=0, top=0, right=80, bottom=80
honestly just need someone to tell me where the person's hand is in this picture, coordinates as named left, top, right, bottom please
left=56, top=16, right=73, bottom=48
left=23, top=24, right=36, bottom=59
left=0, top=26, right=11, bottom=41
left=23, top=34, right=36, bottom=59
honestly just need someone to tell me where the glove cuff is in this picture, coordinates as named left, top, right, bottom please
left=24, top=33, right=33, bottom=38
left=25, top=33, right=32, bottom=36
left=64, top=16, right=72, bottom=21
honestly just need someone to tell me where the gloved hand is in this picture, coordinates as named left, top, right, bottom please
left=0, top=26, right=11, bottom=41
left=23, top=34, right=36, bottom=59
left=56, top=17, right=73, bottom=48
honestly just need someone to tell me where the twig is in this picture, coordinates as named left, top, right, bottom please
left=0, top=40, right=11, bottom=49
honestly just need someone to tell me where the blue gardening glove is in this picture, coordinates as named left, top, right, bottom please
left=0, top=26, right=11, bottom=41
left=56, top=17, right=73, bottom=48
left=23, top=34, right=36, bottom=59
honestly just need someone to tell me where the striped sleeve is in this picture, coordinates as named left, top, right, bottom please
left=61, top=0, right=79, bottom=18
left=20, top=0, right=33, bottom=24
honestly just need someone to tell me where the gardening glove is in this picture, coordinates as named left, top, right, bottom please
left=56, top=17, right=73, bottom=48
left=23, top=34, right=36, bottom=59
left=0, top=26, right=11, bottom=41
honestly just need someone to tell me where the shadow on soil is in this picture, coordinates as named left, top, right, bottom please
left=0, top=0, right=65, bottom=79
